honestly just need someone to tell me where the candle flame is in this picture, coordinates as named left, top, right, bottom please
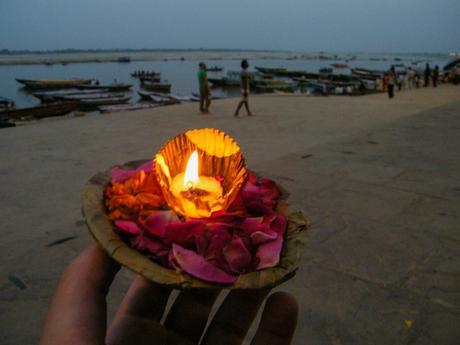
left=184, top=150, right=199, bottom=189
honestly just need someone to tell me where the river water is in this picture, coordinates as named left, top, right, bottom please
left=0, top=54, right=450, bottom=108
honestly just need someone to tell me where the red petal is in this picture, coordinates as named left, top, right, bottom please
left=172, top=244, right=237, bottom=284
left=223, top=236, right=252, bottom=273
left=114, top=220, right=141, bottom=234
left=141, top=210, right=179, bottom=238
left=256, top=236, right=283, bottom=270
left=250, top=229, right=278, bottom=245
left=135, top=161, right=153, bottom=173
left=111, top=167, right=135, bottom=183
left=269, top=214, right=287, bottom=235
left=131, top=233, right=168, bottom=256
left=165, top=220, right=207, bottom=247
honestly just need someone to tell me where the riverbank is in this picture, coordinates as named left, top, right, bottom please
left=1, top=84, right=459, bottom=344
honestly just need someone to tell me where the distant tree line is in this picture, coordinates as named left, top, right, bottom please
left=0, top=48, right=286, bottom=55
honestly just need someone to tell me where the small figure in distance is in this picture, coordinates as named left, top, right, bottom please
left=234, top=59, right=253, bottom=117
left=387, top=66, right=397, bottom=99
left=424, top=63, right=431, bottom=87
left=198, top=62, right=211, bottom=114
left=432, top=65, right=440, bottom=87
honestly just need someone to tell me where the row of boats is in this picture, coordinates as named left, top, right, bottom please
left=208, top=66, right=387, bottom=95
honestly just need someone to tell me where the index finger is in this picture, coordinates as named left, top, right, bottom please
left=40, top=244, right=120, bottom=345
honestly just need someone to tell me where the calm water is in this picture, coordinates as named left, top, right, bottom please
left=0, top=55, right=450, bottom=108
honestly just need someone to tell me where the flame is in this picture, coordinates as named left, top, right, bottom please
left=184, top=150, right=199, bottom=189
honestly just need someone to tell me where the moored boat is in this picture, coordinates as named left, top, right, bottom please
left=32, top=89, right=110, bottom=102
left=98, top=103, right=158, bottom=113
left=78, top=96, right=131, bottom=110
left=206, top=66, right=224, bottom=72
left=255, top=66, right=287, bottom=74
left=16, top=78, right=93, bottom=90
left=0, top=101, right=78, bottom=120
left=75, top=83, right=132, bottom=92
left=141, top=81, right=172, bottom=93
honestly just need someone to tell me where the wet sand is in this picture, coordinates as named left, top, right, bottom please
left=1, top=85, right=459, bottom=344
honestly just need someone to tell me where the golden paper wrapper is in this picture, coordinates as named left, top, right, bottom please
left=155, top=128, right=248, bottom=218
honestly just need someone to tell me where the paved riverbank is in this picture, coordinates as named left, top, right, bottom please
left=0, top=85, right=459, bottom=344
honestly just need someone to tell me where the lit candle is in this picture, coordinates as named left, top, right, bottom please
left=171, top=150, right=223, bottom=207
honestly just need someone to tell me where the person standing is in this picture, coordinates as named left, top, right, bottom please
left=424, top=63, right=432, bottom=87
left=234, top=59, right=253, bottom=117
left=387, top=66, right=397, bottom=99
left=198, top=62, right=211, bottom=113
left=405, top=67, right=415, bottom=89
left=433, top=65, right=440, bottom=87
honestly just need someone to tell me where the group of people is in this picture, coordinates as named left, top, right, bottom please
left=384, top=63, right=441, bottom=99
left=198, top=59, right=253, bottom=117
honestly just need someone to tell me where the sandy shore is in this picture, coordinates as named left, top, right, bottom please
left=1, top=85, right=459, bottom=344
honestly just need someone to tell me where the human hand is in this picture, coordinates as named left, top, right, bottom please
left=40, top=245, right=298, bottom=345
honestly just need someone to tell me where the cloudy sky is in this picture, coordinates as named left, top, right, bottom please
left=1, top=0, right=459, bottom=53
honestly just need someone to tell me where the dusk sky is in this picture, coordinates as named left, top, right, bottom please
left=1, top=0, right=459, bottom=53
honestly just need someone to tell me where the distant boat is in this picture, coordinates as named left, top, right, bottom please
left=117, top=56, right=131, bottom=63
left=254, top=66, right=287, bottom=74
left=206, top=66, right=224, bottom=72
left=75, top=83, right=133, bottom=92
left=141, top=81, right=172, bottom=93
left=139, top=75, right=161, bottom=83
left=16, top=78, right=92, bottom=90
left=331, top=63, right=348, bottom=68
left=319, top=67, right=333, bottom=74
left=0, top=101, right=78, bottom=120
left=443, top=58, right=460, bottom=71
left=131, top=71, right=160, bottom=78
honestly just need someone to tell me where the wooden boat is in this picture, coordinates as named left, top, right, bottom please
left=16, top=78, right=93, bottom=90
left=140, top=76, right=161, bottom=83
left=0, top=120, right=16, bottom=128
left=137, top=91, right=176, bottom=104
left=206, top=66, right=224, bottom=72
left=98, top=103, right=158, bottom=113
left=117, top=56, right=131, bottom=63
left=331, top=63, right=348, bottom=68
left=33, top=89, right=110, bottom=102
left=319, top=67, right=333, bottom=74
left=255, top=66, right=287, bottom=74
left=75, top=83, right=132, bottom=92
left=59, top=92, right=126, bottom=101
left=0, top=101, right=78, bottom=120
left=254, top=80, right=298, bottom=92
left=141, top=81, right=171, bottom=93
left=78, top=96, right=131, bottom=109
left=131, top=71, right=160, bottom=78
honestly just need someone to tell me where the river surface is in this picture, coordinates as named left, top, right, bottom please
left=0, top=54, right=450, bottom=108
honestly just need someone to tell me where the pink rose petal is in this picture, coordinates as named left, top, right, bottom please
left=250, top=229, right=278, bottom=245
left=135, top=161, right=153, bottom=173
left=141, top=210, right=179, bottom=238
left=131, top=233, right=168, bottom=256
left=256, top=236, right=283, bottom=270
left=269, top=214, right=287, bottom=235
left=111, top=167, right=135, bottom=183
left=172, top=244, right=237, bottom=284
left=115, top=220, right=141, bottom=234
left=223, top=236, right=252, bottom=273
left=165, top=220, right=207, bottom=246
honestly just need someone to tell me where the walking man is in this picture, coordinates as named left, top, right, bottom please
left=234, top=59, right=253, bottom=117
